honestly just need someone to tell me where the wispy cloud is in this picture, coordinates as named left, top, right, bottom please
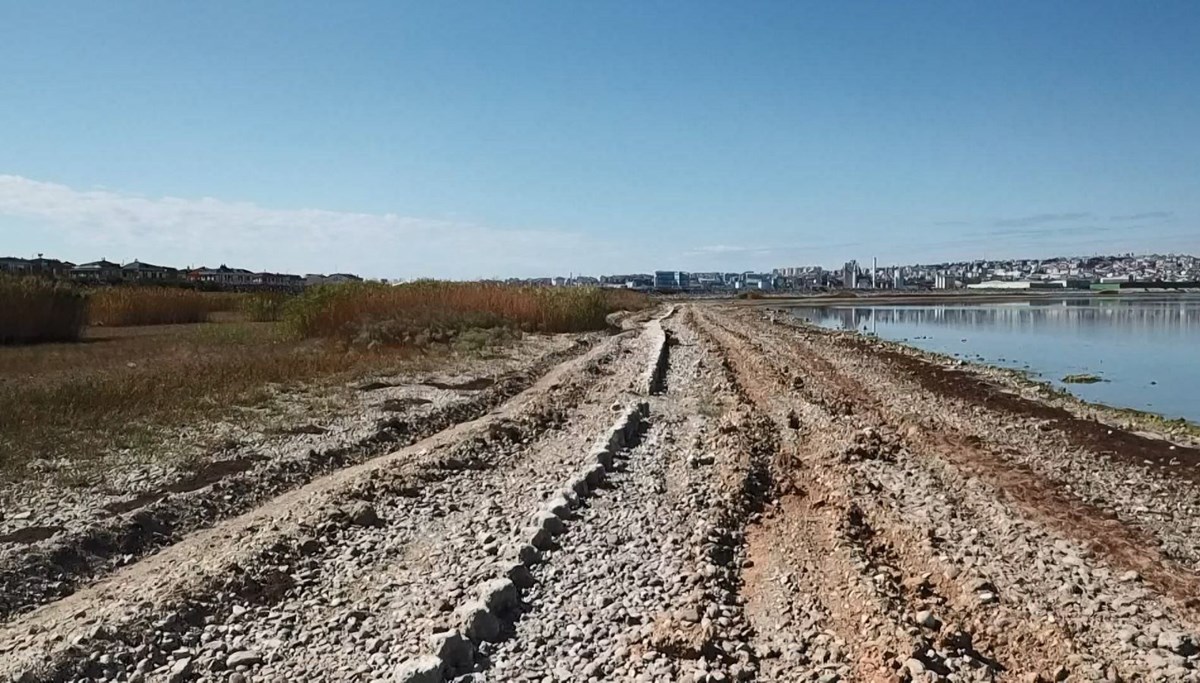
left=989, top=224, right=1119, bottom=239
left=0, top=175, right=611, bottom=278
left=993, top=212, right=1091, bottom=227
left=1111, top=211, right=1173, bottom=221
left=688, top=244, right=761, bottom=254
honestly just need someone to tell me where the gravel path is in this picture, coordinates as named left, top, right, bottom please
left=5, top=305, right=1200, bottom=683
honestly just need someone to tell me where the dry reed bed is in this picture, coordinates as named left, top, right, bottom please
left=285, top=281, right=648, bottom=345
left=88, top=288, right=240, bottom=326
left=0, top=276, right=88, bottom=344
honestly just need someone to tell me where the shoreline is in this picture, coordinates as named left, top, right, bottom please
left=778, top=315, right=1200, bottom=445
left=717, top=289, right=1200, bottom=306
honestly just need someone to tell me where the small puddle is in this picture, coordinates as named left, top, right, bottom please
left=423, top=377, right=495, bottom=391
left=0, top=525, right=64, bottom=544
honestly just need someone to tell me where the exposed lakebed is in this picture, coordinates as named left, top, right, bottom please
left=789, top=295, right=1200, bottom=423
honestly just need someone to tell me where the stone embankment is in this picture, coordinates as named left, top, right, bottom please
left=4, top=305, right=1200, bottom=682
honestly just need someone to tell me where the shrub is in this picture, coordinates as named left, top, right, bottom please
left=285, top=281, right=651, bottom=347
left=88, top=287, right=233, bottom=326
left=0, top=276, right=89, bottom=344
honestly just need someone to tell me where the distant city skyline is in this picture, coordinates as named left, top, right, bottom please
left=2, top=3, right=1199, bottom=277
left=4, top=245, right=1197, bottom=287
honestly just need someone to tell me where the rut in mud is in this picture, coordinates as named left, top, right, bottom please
left=3, top=305, right=1200, bottom=683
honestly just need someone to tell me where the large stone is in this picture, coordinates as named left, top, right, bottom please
left=584, top=462, right=606, bottom=487
left=456, top=601, right=501, bottom=643
left=429, top=631, right=474, bottom=674
left=478, top=578, right=519, bottom=613
left=225, top=650, right=262, bottom=668
left=607, top=424, right=626, bottom=451
left=1157, top=631, right=1198, bottom=656
left=914, top=610, right=941, bottom=631
left=592, top=447, right=614, bottom=469
left=345, top=501, right=380, bottom=527
left=545, top=496, right=572, bottom=517
left=393, top=655, right=443, bottom=683
left=168, top=658, right=193, bottom=683
left=570, top=476, right=589, bottom=499
left=501, top=561, right=536, bottom=589
left=529, top=527, right=555, bottom=551
left=516, top=543, right=541, bottom=566
left=534, top=510, right=565, bottom=535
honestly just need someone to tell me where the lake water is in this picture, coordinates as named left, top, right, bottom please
left=788, top=296, right=1200, bottom=423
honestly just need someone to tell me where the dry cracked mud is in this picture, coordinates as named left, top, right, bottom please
left=4, top=305, right=1200, bottom=683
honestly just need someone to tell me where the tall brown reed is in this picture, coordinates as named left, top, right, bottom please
left=286, top=281, right=650, bottom=345
left=88, top=287, right=234, bottom=326
left=0, top=276, right=89, bottom=344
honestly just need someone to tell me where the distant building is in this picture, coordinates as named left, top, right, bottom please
left=692, top=272, right=726, bottom=290
left=0, top=257, right=29, bottom=275
left=29, top=256, right=74, bottom=277
left=654, top=271, right=690, bottom=291
left=189, top=265, right=256, bottom=287
left=305, top=272, right=363, bottom=287
left=254, top=272, right=305, bottom=289
left=739, top=273, right=774, bottom=290
left=121, top=260, right=179, bottom=281
left=841, top=260, right=859, bottom=289
left=1, top=255, right=74, bottom=277
left=71, top=259, right=122, bottom=281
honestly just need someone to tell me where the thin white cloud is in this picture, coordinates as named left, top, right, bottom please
left=688, top=244, right=761, bottom=254
left=0, top=174, right=611, bottom=279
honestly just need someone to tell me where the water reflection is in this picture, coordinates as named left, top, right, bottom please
left=786, top=296, right=1200, bottom=422
left=791, top=298, right=1200, bottom=340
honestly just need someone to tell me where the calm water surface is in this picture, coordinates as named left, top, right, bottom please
left=788, top=296, right=1200, bottom=423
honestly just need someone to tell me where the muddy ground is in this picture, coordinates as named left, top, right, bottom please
left=2, top=305, right=1200, bottom=682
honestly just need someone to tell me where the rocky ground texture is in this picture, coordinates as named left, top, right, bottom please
left=4, top=304, right=1200, bottom=682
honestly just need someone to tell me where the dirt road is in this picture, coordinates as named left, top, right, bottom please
left=3, top=305, right=1200, bottom=682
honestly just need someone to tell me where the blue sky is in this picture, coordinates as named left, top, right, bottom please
left=1, top=1, right=1197, bottom=278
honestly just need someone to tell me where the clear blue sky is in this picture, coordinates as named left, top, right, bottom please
left=1, top=1, right=1197, bottom=278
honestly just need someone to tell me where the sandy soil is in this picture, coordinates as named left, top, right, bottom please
left=3, top=305, right=1199, bottom=683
